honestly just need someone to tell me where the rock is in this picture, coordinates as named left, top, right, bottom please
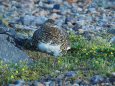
left=35, top=16, right=48, bottom=25
left=38, top=1, right=44, bottom=7
left=88, top=7, right=97, bottom=13
left=0, top=19, right=10, bottom=33
left=108, top=72, right=115, bottom=85
left=8, top=84, right=15, bottom=86
left=20, top=0, right=35, bottom=12
left=8, top=80, right=30, bottom=86
left=60, top=5, right=71, bottom=15
left=67, top=0, right=77, bottom=4
left=72, top=83, right=79, bottom=86
left=95, top=0, right=115, bottom=9
left=49, top=81, right=56, bottom=86
left=65, top=71, right=76, bottom=78
left=23, top=15, right=35, bottom=26
left=47, top=0, right=54, bottom=4
left=41, top=3, right=54, bottom=9
left=111, top=72, right=115, bottom=77
left=55, top=79, right=63, bottom=86
left=90, top=75, right=105, bottom=85
left=0, top=5, right=5, bottom=13
left=55, top=19, right=64, bottom=27
left=82, top=31, right=95, bottom=40
left=74, top=78, right=84, bottom=85
left=0, top=34, right=32, bottom=64
left=77, top=29, right=85, bottom=34
left=55, top=70, right=61, bottom=74
left=109, top=36, right=115, bottom=44
left=57, top=74, right=65, bottom=79
left=53, top=4, right=60, bottom=10
left=104, top=0, right=115, bottom=9
left=44, top=81, right=51, bottom=86
left=52, top=4, right=60, bottom=13
left=15, top=25, right=36, bottom=39
left=107, top=28, right=115, bottom=35
left=0, top=26, right=9, bottom=34
left=77, top=7, right=83, bottom=12
left=32, top=81, right=44, bottom=86
left=13, top=80, right=25, bottom=85
left=38, top=9, right=49, bottom=16
left=64, top=80, right=72, bottom=86
left=17, top=14, right=47, bottom=27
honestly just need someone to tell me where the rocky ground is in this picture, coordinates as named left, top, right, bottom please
left=8, top=72, right=115, bottom=86
left=0, top=0, right=115, bottom=86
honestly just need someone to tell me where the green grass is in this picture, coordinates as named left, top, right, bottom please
left=0, top=33, right=115, bottom=84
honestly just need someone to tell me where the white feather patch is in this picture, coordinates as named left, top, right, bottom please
left=37, top=42, right=62, bottom=57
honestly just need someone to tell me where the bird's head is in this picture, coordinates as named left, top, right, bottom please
left=44, top=19, right=55, bottom=26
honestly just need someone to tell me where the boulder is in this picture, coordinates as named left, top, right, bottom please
left=0, top=34, right=32, bottom=64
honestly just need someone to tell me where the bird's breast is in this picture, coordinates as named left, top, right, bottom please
left=37, top=42, right=62, bottom=57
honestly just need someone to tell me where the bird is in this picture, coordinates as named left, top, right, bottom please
left=32, top=19, right=71, bottom=66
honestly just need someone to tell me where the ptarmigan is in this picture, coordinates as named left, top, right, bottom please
left=32, top=19, right=71, bottom=57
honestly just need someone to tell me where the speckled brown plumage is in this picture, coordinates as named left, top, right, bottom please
left=32, top=19, right=70, bottom=56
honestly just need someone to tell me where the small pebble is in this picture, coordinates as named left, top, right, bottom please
left=65, top=71, right=76, bottom=78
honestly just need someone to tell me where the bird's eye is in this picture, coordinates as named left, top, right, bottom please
left=72, top=22, right=76, bottom=25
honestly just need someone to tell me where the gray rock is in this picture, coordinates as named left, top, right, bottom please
left=49, top=81, right=56, bottom=86
left=95, top=0, right=115, bottom=9
left=90, top=75, right=105, bottom=85
left=23, top=15, right=35, bottom=26
left=108, top=72, right=115, bottom=85
left=8, top=80, right=27, bottom=86
left=72, top=83, right=79, bottom=86
left=0, top=27, right=9, bottom=34
left=16, top=25, right=36, bottom=39
left=0, top=34, right=32, bottom=64
left=0, top=5, right=4, bottom=13
left=109, top=78, right=115, bottom=85
left=57, top=74, right=65, bottom=79
left=65, top=71, right=76, bottom=78
left=32, top=81, right=44, bottom=86
left=35, top=16, right=48, bottom=25
left=44, top=81, right=51, bottom=86
left=13, top=80, right=25, bottom=85
left=55, top=19, right=64, bottom=27
left=105, top=0, right=115, bottom=9
left=38, top=1, right=44, bottom=7
left=109, top=36, right=115, bottom=44
left=88, top=7, right=97, bottom=13
left=111, top=72, right=115, bottom=77
left=64, top=80, right=72, bottom=86
left=0, top=20, right=10, bottom=33
left=8, top=84, right=15, bottom=86
left=74, top=78, right=84, bottom=85
left=107, top=28, right=115, bottom=35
